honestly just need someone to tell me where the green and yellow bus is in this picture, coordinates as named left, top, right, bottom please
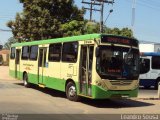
left=9, top=34, right=140, bottom=101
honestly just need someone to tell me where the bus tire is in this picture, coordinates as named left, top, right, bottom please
left=66, top=82, right=79, bottom=102
left=155, top=78, right=160, bottom=90
left=23, top=73, right=30, bottom=88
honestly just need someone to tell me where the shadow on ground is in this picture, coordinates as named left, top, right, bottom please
left=80, top=98, right=155, bottom=108
left=15, top=83, right=155, bottom=109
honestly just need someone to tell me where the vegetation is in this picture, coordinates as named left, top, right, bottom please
left=6, top=0, right=134, bottom=44
left=3, top=37, right=17, bottom=50
left=85, top=21, right=134, bottom=38
left=7, top=0, right=85, bottom=42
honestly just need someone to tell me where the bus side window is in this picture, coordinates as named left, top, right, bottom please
left=62, top=42, right=78, bottom=63
left=48, top=43, right=62, bottom=62
left=10, top=47, right=15, bottom=59
left=140, top=58, right=150, bottom=74
left=22, top=46, right=29, bottom=60
left=152, top=56, right=160, bottom=69
left=29, top=45, right=38, bottom=61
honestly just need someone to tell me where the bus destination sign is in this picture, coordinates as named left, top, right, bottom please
left=101, top=36, right=138, bottom=47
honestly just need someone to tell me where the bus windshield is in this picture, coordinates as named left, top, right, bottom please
left=96, top=45, right=139, bottom=80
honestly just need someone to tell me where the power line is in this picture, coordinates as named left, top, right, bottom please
left=82, top=0, right=114, bottom=33
left=137, top=0, right=160, bottom=10
left=125, top=0, right=160, bottom=11
left=140, top=0, right=160, bottom=7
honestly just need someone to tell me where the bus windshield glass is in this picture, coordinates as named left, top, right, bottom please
left=96, top=45, right=139, bottom=80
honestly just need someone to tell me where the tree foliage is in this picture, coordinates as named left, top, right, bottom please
left=84, top=21, right=134, bottom=38
left=7, top=0, right=134, bottom=43
left=105, top=27, right=134, bottom=38
left=3, top=37, right=17, bottom=49
left=7, top=0, right=85, bottom=42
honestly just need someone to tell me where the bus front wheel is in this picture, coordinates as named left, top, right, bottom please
left=66, top=82, right=79, bottom=102
left=23, top=73, right=30, bottom=88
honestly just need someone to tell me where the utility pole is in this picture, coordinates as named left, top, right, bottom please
left=90, top=1, right=93, bottom=21
left=82, top=0, right=101, bottom=22
left=131, top=0, right=136, bottom=35
left=100, top=1, right=104, bottom=33
left=82, top=0, right=114, bottom=33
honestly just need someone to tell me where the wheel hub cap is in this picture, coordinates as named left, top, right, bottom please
left=69, top=86, right=76, bottom=97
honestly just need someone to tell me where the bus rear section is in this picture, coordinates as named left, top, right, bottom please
left=139, top=52, right=160, bottom=89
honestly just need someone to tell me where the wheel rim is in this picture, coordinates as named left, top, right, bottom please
left=68, top=86, right=76, bottom=97
left=23, top=75, right=28, bottom=86
left=24, top=79, right=27, bottom=86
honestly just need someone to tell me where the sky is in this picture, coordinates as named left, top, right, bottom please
left=0, top=0, right=160, bottom=45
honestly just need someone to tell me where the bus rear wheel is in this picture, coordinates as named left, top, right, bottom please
left=23, top=73, right=30, bottom=88
left=66, top=82, right=79, bottom=102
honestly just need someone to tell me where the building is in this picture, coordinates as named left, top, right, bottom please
left=0, top=50, right=10, bottom=65
left=139, top=41, right=160, bottom=52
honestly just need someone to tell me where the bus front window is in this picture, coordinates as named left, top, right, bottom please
left=96, top=46, right=139, bottom=80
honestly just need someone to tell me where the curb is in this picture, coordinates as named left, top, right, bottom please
left=137, top=98, right=160, bottom=100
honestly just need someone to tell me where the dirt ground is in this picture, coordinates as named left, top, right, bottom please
left=0, top=66, right=160, bottom=115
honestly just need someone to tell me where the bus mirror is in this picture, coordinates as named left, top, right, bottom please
left=96, top=47, right=100, bottom=57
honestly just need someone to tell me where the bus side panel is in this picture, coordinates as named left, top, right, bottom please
left=28, top=61, right=39, bottom=85
left=44, top=76, right=65, bottom=92
left=44, top=62, right=66, bottom=92
left=61, top=62, right=79, bottom=91
left=9, top=59, right=16, bottom=78
left=28, top=72, right=38, bottom=85
left=21, top=60, right=38, bottom=84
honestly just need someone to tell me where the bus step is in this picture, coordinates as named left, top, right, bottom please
left=38, top=84, right=45, bottom=88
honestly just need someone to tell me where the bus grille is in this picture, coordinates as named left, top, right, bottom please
left=110, top=80, right=133, bottom=86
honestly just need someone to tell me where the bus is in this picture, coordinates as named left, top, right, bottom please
left=0, top=55, right=3, bottom=65
left=9, top=34, right=140, bottom=101
left=140, top=52, right=160, bottom=89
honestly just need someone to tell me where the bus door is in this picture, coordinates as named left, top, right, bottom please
left=79, top=45, right=94, bottom=96
left=15, top=49, right=21, bottom=79
left=38, top=48, right=47, bottom=85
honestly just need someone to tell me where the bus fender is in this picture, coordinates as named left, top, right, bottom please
left=65, top=79, right=76, bottom=90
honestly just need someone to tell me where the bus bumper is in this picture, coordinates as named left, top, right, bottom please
left=92, top=85, right=138, bottom=99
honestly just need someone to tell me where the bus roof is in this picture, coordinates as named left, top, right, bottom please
left=11, top=34, right=100, bottom=47
left=11, top=34, right=137, bottom=47
left=140, top=52, right=160, bottom=56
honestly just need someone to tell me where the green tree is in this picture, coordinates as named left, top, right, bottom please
left=84, top=21, right=100, bottom=34
left=3, top=37, right=17, bottom=49
left=83, top=21, right=134, bottom=38
left=7, top=0, right=85, bottom=42
left=105, top=27, right=134, bottom=38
